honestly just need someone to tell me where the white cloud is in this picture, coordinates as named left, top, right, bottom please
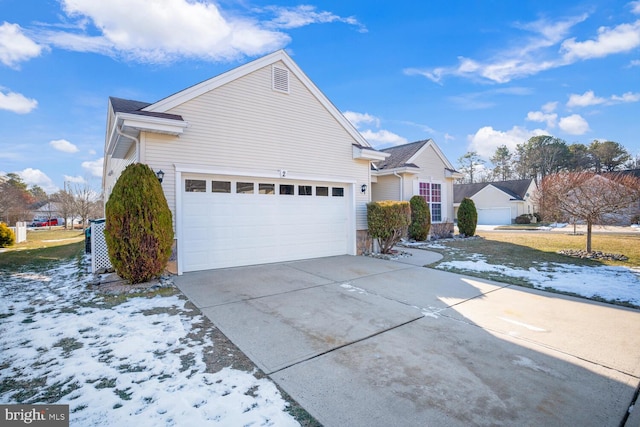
left=34, top=1, right=363, bottom=63
left=343, top=111, right=380, bottom=128
left=632, top=1, right=640, bottom=15
left=562, top=20, right=640, bottom=61
left=526, top=111, right=558, bottom=128
left=17, top=168, right=57, bottom=193
left=344, top=111, right=408, bottom=147
left=630, top=59, right=640, bottom=67
left=0, top=22, right=43, bottom=68
left=81, top=157, right=104, bottom=177
left=467, top=126, right=547, bottom=158
left=0, top=89, right=38, bottom=113
left=263, top=5, right=366, bottom=33
left=558, top=114, right=590, bottom=134
left=39, top=0, right=290, bottom=63
left=541, top=101, right=558, bottom=113
left=50, top=139, right=79, bottom=153
left=360, top=129, right=408, bottom=147
left=63, top=175, right=86, bottom=184
left=567, top=90, right=606, bottom=107
left=407, top=11, right=640, bottom=84
left=567, top=89, right=640, bottom=107
left=611, top=91, right=640, bottom=102
left=444, top=133, right=455, bottom=141
left=405, top=14, right=587, bottom=84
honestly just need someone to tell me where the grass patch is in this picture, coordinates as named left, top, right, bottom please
left=426, top=231, right=640, bottom=307
left=0, top=229, right=85, bottom=271
left=477, top=231, right=640, bottom=267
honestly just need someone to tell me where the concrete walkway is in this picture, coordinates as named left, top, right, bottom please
left=174, top=254, right=640, bottom=427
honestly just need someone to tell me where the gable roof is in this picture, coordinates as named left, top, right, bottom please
left=376, top=140, right=428, bottom=170
left=374, top=139, right=458, bottom=173
left=141, top=49, right=372, bottom=149
left=453, top=179, right=535, bottom=204
left=109, top=97, right=185, bottom=121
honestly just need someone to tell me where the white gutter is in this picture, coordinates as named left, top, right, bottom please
left=393, top=171, right=404, bottom=200
left=116, top=125, right=140, bottom=160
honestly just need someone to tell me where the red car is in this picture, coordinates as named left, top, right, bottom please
left=32, top=218, right=59, bottom=227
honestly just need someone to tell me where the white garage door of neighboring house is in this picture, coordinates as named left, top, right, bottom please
left=180, top=175, right=350, bottom=272
left=477, top=208, right=512, bottom=225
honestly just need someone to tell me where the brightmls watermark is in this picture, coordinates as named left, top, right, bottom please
left=1, top=405, right=69, bottom=426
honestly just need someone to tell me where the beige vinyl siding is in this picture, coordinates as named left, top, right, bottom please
left=146, top=61, right=370, bottom=229
left=473, top=186, right=515, bottom=219
left=372, top=175, right=402, bottom=202
left=143, top=132, right=178, bottom=229
left=104, top=145, right=137, bottom=200
left=409, top=144, right=455, bottom=221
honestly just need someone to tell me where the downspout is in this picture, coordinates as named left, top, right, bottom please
left=116, top=125, right=140, bottom=161
left=393, top=171, right=404, bottom=200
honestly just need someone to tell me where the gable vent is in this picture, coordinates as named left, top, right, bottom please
left=272, top=66, right=290, bottom=93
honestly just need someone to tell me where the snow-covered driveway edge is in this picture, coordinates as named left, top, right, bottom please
left=436, top=253, right=640, bottom=308
left=0, top=258, right=300, bottom=426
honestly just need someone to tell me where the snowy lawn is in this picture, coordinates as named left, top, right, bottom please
left=0, top=257, right=300, bottom=426
left=433, top=249, right=640, bottom=307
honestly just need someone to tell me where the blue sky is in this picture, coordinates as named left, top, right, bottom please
left=1, top=0, right=639, bottom=193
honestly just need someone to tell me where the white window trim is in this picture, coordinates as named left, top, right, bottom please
left=416, top=179, right=446, bottom=223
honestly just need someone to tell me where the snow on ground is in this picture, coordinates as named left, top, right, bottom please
left=437, top=253, right=640, bottom=306
left=0, top=259, right=298, bottom=426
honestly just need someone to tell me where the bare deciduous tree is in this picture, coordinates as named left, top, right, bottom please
left=538, top=172, right=640, bottom=252
left=71, top=182, right=102, bottom=228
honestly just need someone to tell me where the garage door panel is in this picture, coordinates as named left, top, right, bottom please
left=182, top=177, right=349, bottom=271
left=477, top=208, right=511, bottom=225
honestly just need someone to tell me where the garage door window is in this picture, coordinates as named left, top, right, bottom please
left=332, top=187, right=344, bottom=197
left=299, top=185, right=312, bottom=196
left=259, top=183, right=275, bottom=194
left=280, top=184, right=294, bottom=195
left=186, top=179, right=206, bottom=192
left=211, top=181, right=231, bottom=193
left=237, top=182, right=254, bottom=194
left=316, top=186, right=329, bottom=196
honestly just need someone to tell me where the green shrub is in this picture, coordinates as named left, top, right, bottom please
left=0, top=222, right=15, bottom=247
left=515, top=214, right=531, bottom=224
left=408, top=195, right=431, bottom=241
left=457, top=198, right=477, bottom=237
left=533, top=212, right=542, bottom=223
left=105, top=163, right=174, bottom=284
left=367, top=201, right=411, bottom=254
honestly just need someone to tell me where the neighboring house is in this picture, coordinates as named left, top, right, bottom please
left=453, top=179, right=538, bottom=225
left=371, top=139, right=463, bottom=223
left=103, top=50, right=387, bottom=274
left=30, top=201, right=62, bottom=224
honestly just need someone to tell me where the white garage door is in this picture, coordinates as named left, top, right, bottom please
left=181, top=175, right=350, bottom=272
left=477, top=208, right=511, bottom=225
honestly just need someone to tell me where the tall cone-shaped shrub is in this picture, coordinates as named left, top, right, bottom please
left=105, top=163, right=173, bottom=284
left=457, top=197, right=477, bottom=237
left=408, top=195, right=431, bottom=241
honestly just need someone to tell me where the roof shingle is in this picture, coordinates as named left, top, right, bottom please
left=453, top=179, right=534, bottom=204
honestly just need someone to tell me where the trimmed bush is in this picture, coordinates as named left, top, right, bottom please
left=515, top=214, right=531, bottom=224
left=408, top=195, right=431, bottom=241
left=105, top=163, right=174, bottom=284
left=367, top=201, right=411, bottom=254
left=0, top=223, right=15, bottom=247
left=457, top=198, right=477, bottom=237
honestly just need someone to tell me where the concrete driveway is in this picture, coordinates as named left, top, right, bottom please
left=174, top=252, right=640, bottom=427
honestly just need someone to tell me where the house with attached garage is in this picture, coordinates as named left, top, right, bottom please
left=453, top=179, right=538, bottom=225
left=103, top=50, right=388, bottom=274
left=371, top=139, right=463, bottom=224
